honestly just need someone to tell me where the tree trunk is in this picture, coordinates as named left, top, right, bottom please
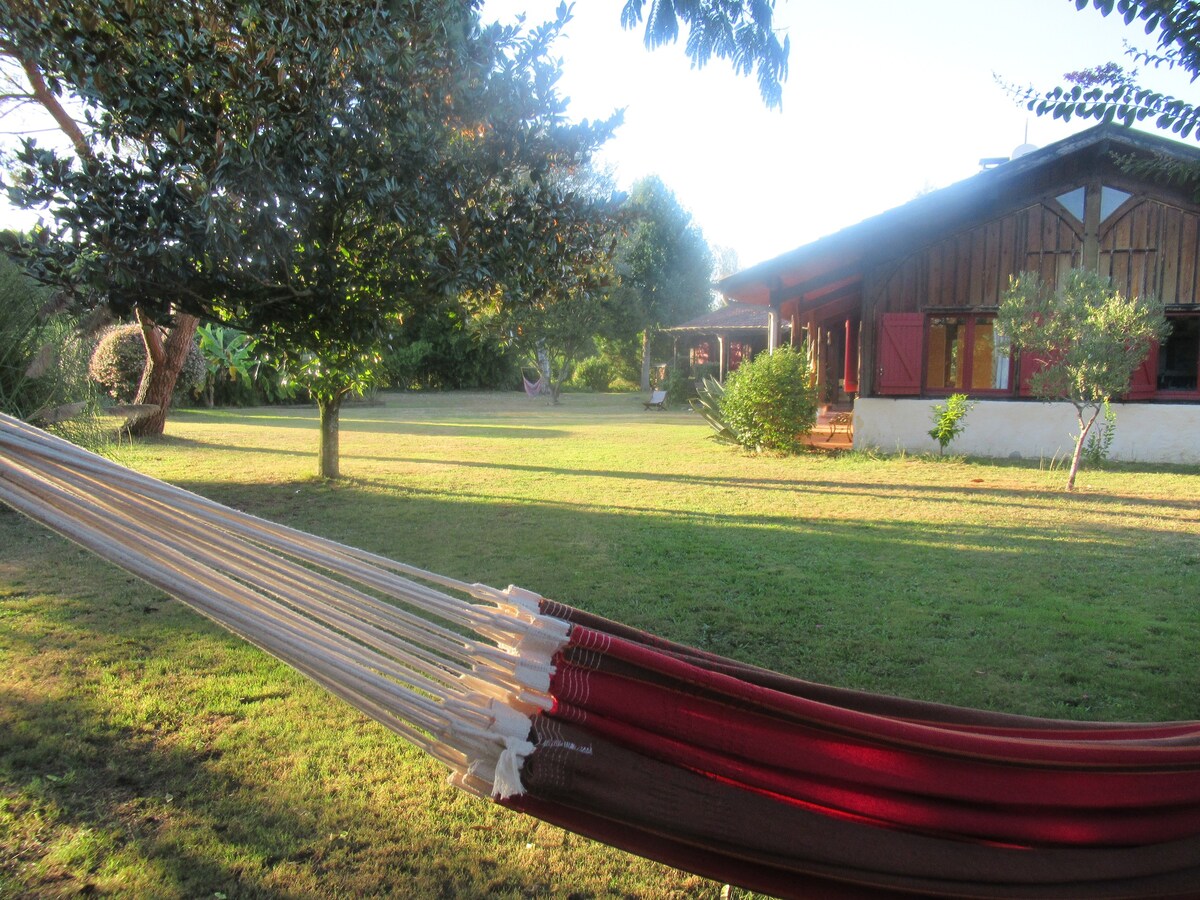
left=1066, top=405, right=1101, bottom=492
left=641, top=329, right=653, bottom=392
left=130, top=310, right=200, bottom=437
left=317, top=392, right=344, bottom=479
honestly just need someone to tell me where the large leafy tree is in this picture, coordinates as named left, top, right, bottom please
left=470, top=171, right=622, bottom=404
left=1024, top=2, right=1200, bottom=144
left=610, top=176, right=713, bottom=390
left=998, top=269, right=1167, bottom=491
left=4, top=1, right=615, bottom=477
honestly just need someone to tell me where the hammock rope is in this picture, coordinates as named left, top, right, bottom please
left=0, top=413, right=564, bottom=792
left=4, top=411, right=1200, bottom=898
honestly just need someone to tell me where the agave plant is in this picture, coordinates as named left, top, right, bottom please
left=688, top=374, right=737, bottom=445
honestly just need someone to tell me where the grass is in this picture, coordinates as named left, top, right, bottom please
left=3, top=390, right=1200, bottom=898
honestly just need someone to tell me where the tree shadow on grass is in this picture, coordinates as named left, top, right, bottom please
left=43, top=470, right=1195, bottom=717
left=170, top=411, right=573, bottom=440
left=132, top=440, right=1200, bottom=521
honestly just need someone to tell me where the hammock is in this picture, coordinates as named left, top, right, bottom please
left=3, top=412, right=1200, bottom=899
left=522, top=370, right=545, bottom=398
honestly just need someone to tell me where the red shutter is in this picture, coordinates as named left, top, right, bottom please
left=1126, top=341, right=1159, bottom=400
left=876, top=313, right=924, bottom=395
left=1018, top=350, right=1049, bottom=397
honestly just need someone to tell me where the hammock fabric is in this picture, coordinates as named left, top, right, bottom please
left=522, top=371, right=545, bottom=398
left=3, top=413, right=1200, bottom=899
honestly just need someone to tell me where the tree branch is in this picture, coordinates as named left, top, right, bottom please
left=17, top=55, right=90, bottom=159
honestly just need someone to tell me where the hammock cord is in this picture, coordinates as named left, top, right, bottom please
left=0, top=412, right=564, bottom=795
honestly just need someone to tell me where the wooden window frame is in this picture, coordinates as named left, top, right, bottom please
left=1153, top=314, right=1200, bottom=400
left=923, top=313, right=1014, bottom=397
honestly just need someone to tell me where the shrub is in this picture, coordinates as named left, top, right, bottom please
left=718, top=346, right=818, bottom=453
left=662, top=367, right=693, bottom=406
left=90, top=323, right=205, bottom=404
left=0, top=254, right=56, bottom=418
left=928, top=393, right=973, bottom=456
left=178, top=337, right=207, bottom=400
left=572, top=356, right=613, bottom=392
left=382, top=339, right=435, bottom=390
left=0, top=243, right=105, bottom=438
left=1082, top=399, right=1117, bottom=467
left=89, top=324, right=146, bottom=402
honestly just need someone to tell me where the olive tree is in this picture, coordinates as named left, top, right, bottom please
left=998, top=269, right=1168, bottom=491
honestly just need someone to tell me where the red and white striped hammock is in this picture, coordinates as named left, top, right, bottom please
left=3, top=411, right=1200, bottom=899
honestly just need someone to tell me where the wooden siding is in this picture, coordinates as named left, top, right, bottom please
left=874, top=203, right=1082, bottom=314
left=1099, top=198, right=1200, bottom=307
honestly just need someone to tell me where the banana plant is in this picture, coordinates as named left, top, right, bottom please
left=196, top=324, right=253, bottom=407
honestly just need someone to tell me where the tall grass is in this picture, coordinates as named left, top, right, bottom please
left=3, top=391, right=1199, bottom=898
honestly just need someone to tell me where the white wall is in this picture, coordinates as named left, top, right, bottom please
left=853, top=398, right=1200, bottom=465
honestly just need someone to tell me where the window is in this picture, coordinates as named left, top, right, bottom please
left=926, top=316, right=1010, bottom=392
left=1158, top=317, right=1200, bottom=392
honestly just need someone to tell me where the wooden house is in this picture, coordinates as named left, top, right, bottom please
left=661, top=302, right=788, bottom=381
left=717, top=124, right=1200, bottom=463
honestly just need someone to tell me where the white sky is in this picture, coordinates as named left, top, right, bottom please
left=483, top=0, right=1197, bottom=270
left=3, top=1, right=1195, bottom=273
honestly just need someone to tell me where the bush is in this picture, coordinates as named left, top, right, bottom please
left=1082, top=399, right=1117, bottom=467
left=572, top=356, right=613, bottom=392
left=0, top=253, right=57, bottom=418
left=928, top=393, right=973, bottom=456
left=381, top=309, right=518, bottom=390
left=662, top=367, right=693, bottom=406
left=718, top=346, right=818, bottom=453
left=90, top=323, right=205, bottom=404
left=382, top=339, right=435, bottom=390
left=90, top=325, right=148, bottom=401
left=0, top=242, right=105, bottom=439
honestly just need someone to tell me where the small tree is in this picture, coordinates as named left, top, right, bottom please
left=998, top=269, right=1168, bottom=491
left=718, top=345, right=818, bottom=454
left=928, top=393, right=973, bottom=456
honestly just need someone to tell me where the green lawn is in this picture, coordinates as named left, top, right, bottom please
left=3, top=391, right=1200, bottom=898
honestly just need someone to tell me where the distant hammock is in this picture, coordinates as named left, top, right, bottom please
left=522, top=370, right=545, bottom=398
left=4, top=411, right=1200, bottom=899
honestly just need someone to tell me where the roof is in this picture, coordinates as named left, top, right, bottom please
left=662, top=302, right=790, bottom=333
left=719, top=124, right=1200, bottom=306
